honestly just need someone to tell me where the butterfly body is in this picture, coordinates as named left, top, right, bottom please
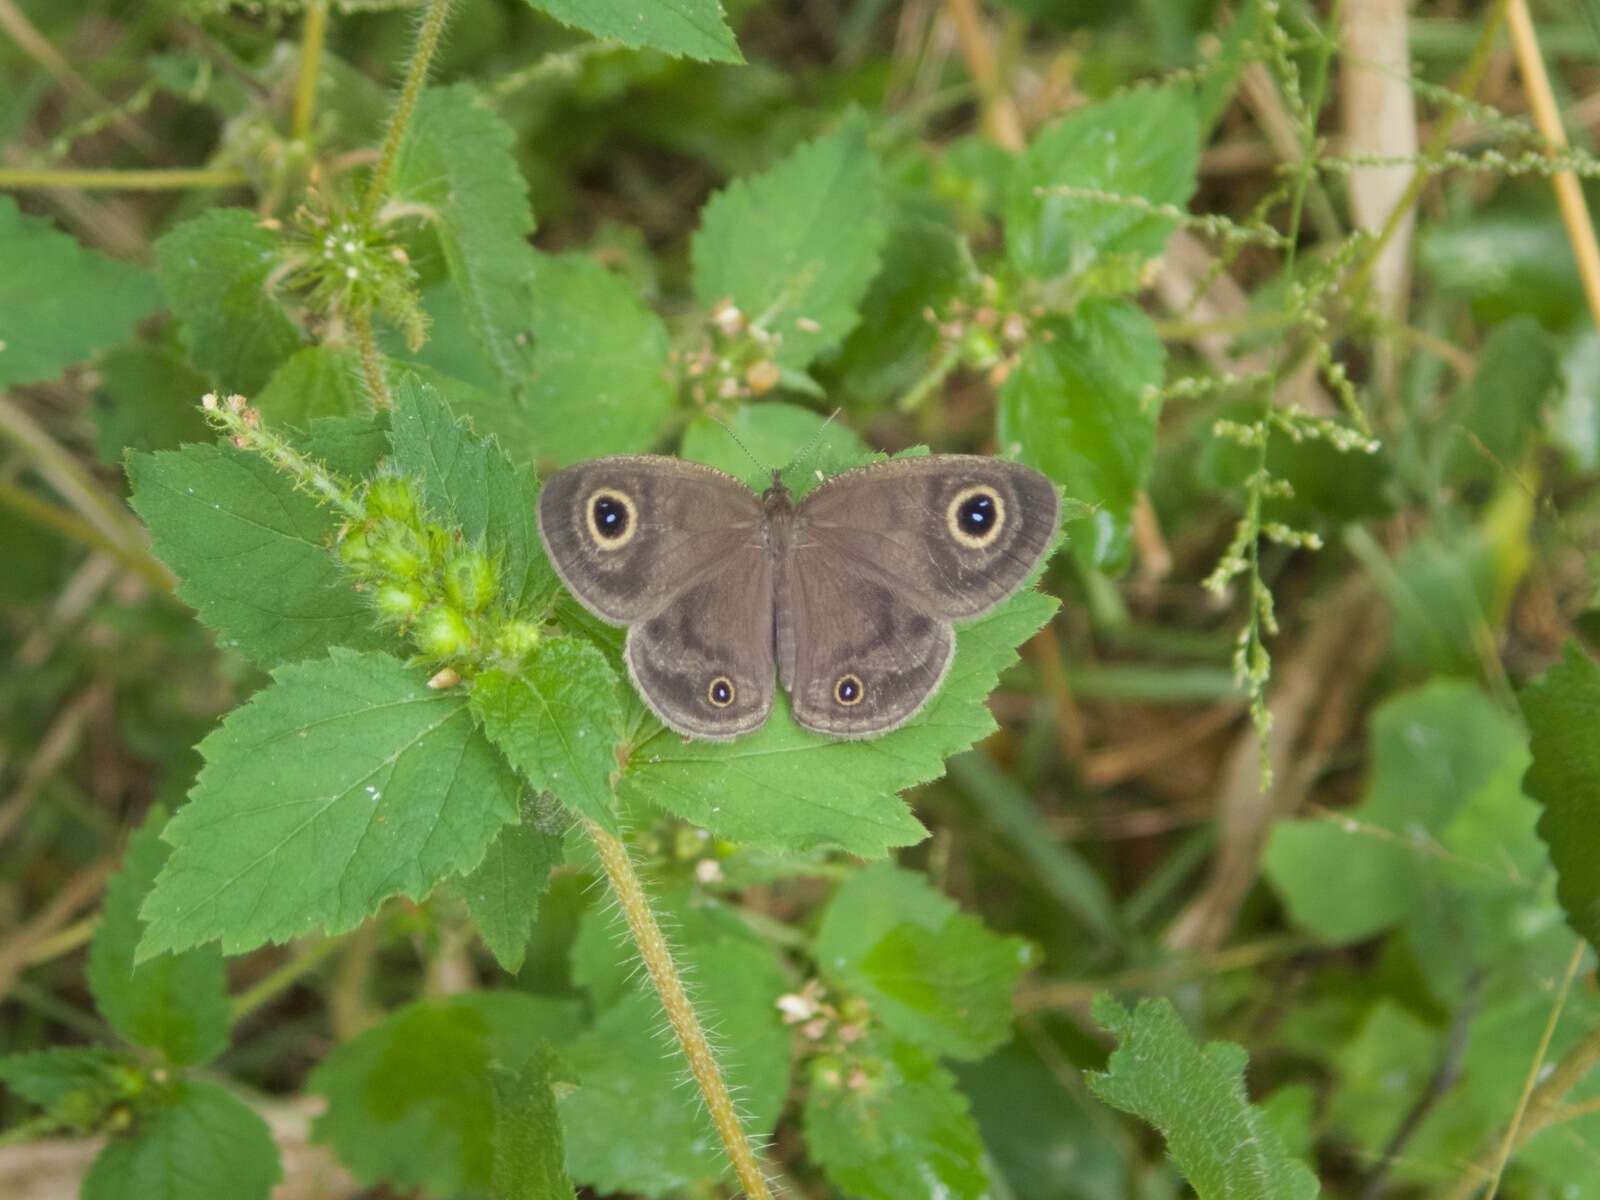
left=537, top=454, right=1060, bottom=741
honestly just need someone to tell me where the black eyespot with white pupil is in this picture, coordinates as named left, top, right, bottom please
left=835, top=674, right=864, bottom=706
left=592, top=493, right=629, bottom=539
left=708, top=676, right=735, bottom=707
left=947, top=485, right=1006, bottom=548
left=958, top=493, right=995, bottom=535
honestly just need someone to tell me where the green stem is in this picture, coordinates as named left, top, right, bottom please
left=362, top=0, right=453, bottom=220
left=292, top=0, right=330, bottom=142
left=0, top=480, right=172, bottom=591
left=353, top=310, right=393, bottom=409
left=0, top=166, right=249, bottom=191
left=0, top=395, right=173, bottom=588
left=583, top=818, right=774, bottom=1200
left=230, top=938, right=340, bottom=1024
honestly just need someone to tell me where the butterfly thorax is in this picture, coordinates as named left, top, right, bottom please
left=760, top=472, right=801, bottom=562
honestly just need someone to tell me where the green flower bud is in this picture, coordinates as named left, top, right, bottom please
left=375, top=581, right=427, bottom=622
left=416, top=604, right=472, bottom=658
left=365, top=475, right=418, bottom=524
left=339, top=525, right=373, bottom=569
left=373, top=533, right=424, bottom=580
left=493, top=619, right=540, bottom=661
left=444, top=550, right=497, bottom=614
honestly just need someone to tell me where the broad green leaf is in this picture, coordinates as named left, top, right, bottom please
left=127, top=442, right=389, bottom=668
left=803, top=1037, right=988, bottom=1200
left=1443, top=316, right=1559, bottom=487
left=957, top=1037, right=1132, bottom=1200
left=491, top=1045, right=576, bottom=1200
left=1006, top=86, right=1199, bottom=283
left=1265, top=680, right=1545, bottom=999
left=92, top=342, right=210, bottom=463
left=456, top=794, right=565, bottom=973
left=1088, top=995, right=1320, bottom=1200
left=472, top=638, right=623, bottom=831
left=680, top=400, right=872, bottom=492
left=692, top=115, right=888, bottom=370
left=523, top=0, right=741, bottom=62
left=1386, top=529, right=1499, bottom=676
left=444, top=252, right=673, bottom=466
left=1419, top=203, right=1587, bottom=329
left=82, top=1080, right=281, bottom=1200
left=816, top=864, right=1033, bottom=1060
left=561, top=915, right=791, bottom=1196
left=620, top=588, right=1057, bottom=857
left=153, top=208, right=302, bottom=392
left=1557, top=329, right=1600, bottom=470
left=0, top=196, right=160, bottom=388
left=1522, top=642, right=1600, bottom=956
left=832, top=217, right=979, bottom=408
left=139, top=648, right=522, bottom=957
left=387, top=376, right=558, bottom=617
left=997, top=299, right=1163, bottom=572
left=255, top=345, right=366, bottom=430
left=0, top=1048, right=135, bottom=1130
left=309, top=993, right=584, bottom=1198
left=301, top=409, right=391, bottom=478
left=390, top=86, right=537, bottom=391
left=88, top=808, right=229, bottom=1065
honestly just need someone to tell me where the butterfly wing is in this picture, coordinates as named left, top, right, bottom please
left=795, top=455, right=1060, bottom=619
left=537, top=455, right=774, bottom=739
left=779, top=455, right=1059, bottom=738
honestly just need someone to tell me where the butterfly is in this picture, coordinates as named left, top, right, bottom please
left=537, top=454, right=1060, bottom=740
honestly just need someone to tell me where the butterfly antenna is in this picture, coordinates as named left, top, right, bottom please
left=708, top=412, right=770, bottom=475
left=792, top=407, right=842, bottom=469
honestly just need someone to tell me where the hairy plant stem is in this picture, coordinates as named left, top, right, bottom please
left=583, top=817, right=774, bottom=1200
left=0, top=166, right=249, bottom=190
left=353, top=309, right=393, bottom=409
left=292, top=0, right=330, bottom=142
left=362, top=0, right=452, bottom=220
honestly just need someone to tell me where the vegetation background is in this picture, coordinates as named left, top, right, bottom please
left=3, top=0, right=1600, bottom=1197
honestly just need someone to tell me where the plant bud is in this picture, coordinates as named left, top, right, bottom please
left=365, top=475, right=417, bottom=524
left=416, top=605, right=472, bottom=658
left=373, top=537, right=424, bottom=580
left=444, top=550, right=497, bottom=613
left=338, top=526, right=373, bottom=568
left=374, top=581, right=427, bottom=621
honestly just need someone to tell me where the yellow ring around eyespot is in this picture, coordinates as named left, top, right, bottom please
left=946, top=485, right=1005, bottom=549
left=707, top=675, right=736, bottom=707
left=585, top=488, right=638, bottom=550
left=834, top=673, right=865, bottom=706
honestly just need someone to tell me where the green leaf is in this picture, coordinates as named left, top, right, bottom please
left=301, top=409, right=391, bottom=478
left=1443, top=316, right=1560, bottom=487
left=88, top=807, right=229, bottom=1065
left=816, top=863, right=1032, bottom=1060
left=619, top=588, right=1057, bottom=858
left=0, top=1048, right=134, bottom=1129
left=692, top=115, right=888, bottom=370
left=153, top=208, right=302, bottom=392
left=471, top=638, right=623, bottom=832
left=1006, top=86, right=1199, bottom=283
left=561, top=910, right=792, bottom=1196
left=444, top=252, right=673, bottom=466
left=388, top=376, right=558, bottom=618
left=92, top=342, right=211, bottom=463
left=491, top=1044, right=576, bottom=1200
left=82, top=1080, right=281, bottom=1200
left=390, top=86, right=538, bottom=391
left=803, top=1037, right=989, bottom=1200
left=255, top=345, right=367, bottom=430
left=1088, top=995, right=1320, bottom=1200
left=998, top=299, right=1164, bottom=572
left=127, top=442, right=389, bottom=668
left=832, top=217, right=979, bottom=408
left=139, top=648, right=522, bottom=957
left=0, top=196, right=160, bottom=388
left=522, top=0, right=741, bottom=62
left=457, top=794, right=565, bottom=974
left=1264, top=680, right=1540, bottom=975
left=309, top=993, right=584, bottom=1198
left=680, top=400, right=873, bottom=492
left=1522, top=642, right=1600, bottom=956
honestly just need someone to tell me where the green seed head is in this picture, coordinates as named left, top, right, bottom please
left=416, top=605, right=473, bottom=659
